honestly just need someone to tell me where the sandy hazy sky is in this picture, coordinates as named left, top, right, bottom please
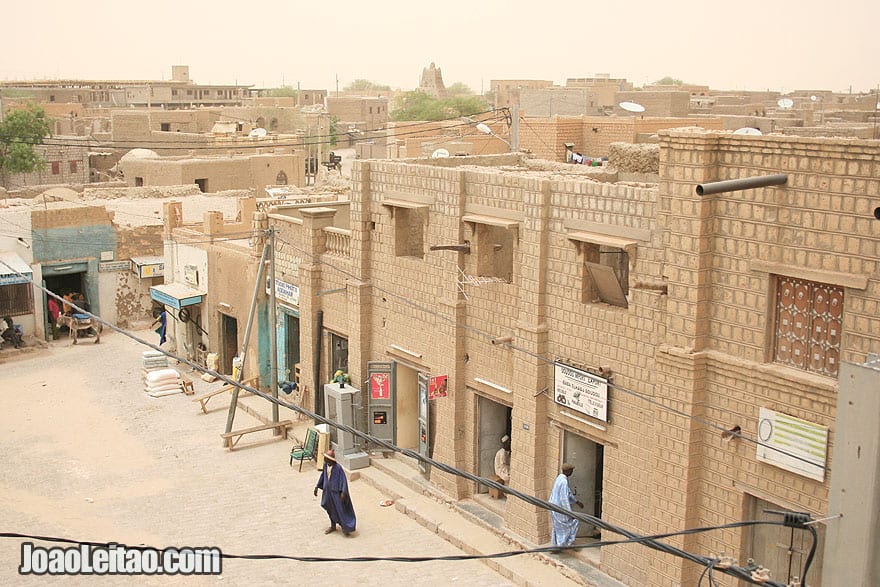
left=3, top=0, right=876, bottom=94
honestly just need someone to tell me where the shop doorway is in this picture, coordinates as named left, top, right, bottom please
left=562, top=431, right=604, bottom=537
left=394, top=363, right=419, bottom=451
left=220, top=313, right=238, bottom=375
left=328, top=332, right=348, bottom=381
left=281, top=313, right=300, bottom=384
left=477, top=396, right=512, bottom=493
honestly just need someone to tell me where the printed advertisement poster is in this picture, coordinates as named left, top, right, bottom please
left=429, top=375, right=448, bottom=399
left=370, top=372, right=390, bottom=400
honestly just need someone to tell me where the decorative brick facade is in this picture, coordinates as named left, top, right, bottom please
left=261, top=131, right=878, bottom=585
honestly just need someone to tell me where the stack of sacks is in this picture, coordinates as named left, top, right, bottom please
left=142, top=350, right=169, bottom=375
left=144, top=368, right=183, bottom=397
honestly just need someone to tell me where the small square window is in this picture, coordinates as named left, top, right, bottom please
left=582, top=244, right=629, bottom=308
left=470, top=224, right=514, bottom=283
left=393, top=207, right=425, bottom=258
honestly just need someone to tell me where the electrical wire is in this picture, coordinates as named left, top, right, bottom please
left=270, top=230, right=830, bottom=475
left=1, top=161, right=831, bottom=475
left=0, top=259, right=791, bottom=587
left=3, top=109, right=506, bottom=153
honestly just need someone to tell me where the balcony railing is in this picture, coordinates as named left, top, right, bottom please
left=324, top=227, right=351, bottom=257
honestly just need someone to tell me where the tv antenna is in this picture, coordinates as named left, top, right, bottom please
left=431, top=148, right=450, bottom=159
left=248, top=127, right=267, bottom=139
left=776, top=98, right=794, bottom=110
left=733, top=127, right=762, bottom=136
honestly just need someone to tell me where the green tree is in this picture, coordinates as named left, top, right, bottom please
left=445, top=82, right=474, bottom=96
left=344, top=79, right=391, bottom=92
left=654, top=76, right=684, bottom=86
left=391, top=91, right=489, bottom=122
left=267, top=86, right=299, bottom=98
left=0, top=103, right=51, bottom=186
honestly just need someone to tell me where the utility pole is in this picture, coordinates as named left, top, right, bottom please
left=511, top=103, right=520, bottom=152
left=224, top=236, right=270, bottom=436
left=268, top=228, right=279, bottom=428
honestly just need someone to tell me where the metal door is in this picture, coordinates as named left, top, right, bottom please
left=418, top=372, right=430, bottom=474
left=367, top=361, right=396, bottom=447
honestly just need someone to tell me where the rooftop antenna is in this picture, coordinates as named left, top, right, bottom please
left=248, top=127, right=267, bottom=139
left=777, top=97, right=794, bottom=109
left=431, top=148, right=450, bottom=158
left=733, top=127, right=762, bottom=136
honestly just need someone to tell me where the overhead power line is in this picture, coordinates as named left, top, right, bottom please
left=0, top=259, right=798, bottom=587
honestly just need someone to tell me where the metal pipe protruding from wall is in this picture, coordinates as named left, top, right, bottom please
left=695, top=174, right=788, bottom=196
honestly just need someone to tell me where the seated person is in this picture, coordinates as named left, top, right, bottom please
left=1, top=316, right=23, bottom=349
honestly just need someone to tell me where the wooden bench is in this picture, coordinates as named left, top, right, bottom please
left=192, top=377, right=258, bottom=414
left=221, top=420, right=292, bottom=450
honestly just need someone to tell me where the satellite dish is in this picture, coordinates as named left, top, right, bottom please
left=248, top=127, right=267, bottom=138
left=431, top=148, right=450, bottom=159
left=777, top=98, right=794, bottom=109
left=733, top=127, right=762, bottom=136
left=619, top=101, right=646, bottom=113
left=810, top=95, right=817, bottom=101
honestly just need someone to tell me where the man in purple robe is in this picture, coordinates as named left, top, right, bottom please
left=313, top=449, right=357, bottom=536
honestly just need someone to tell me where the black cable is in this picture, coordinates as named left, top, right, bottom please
left=0, top=260, right=791, bottom=586
left=271, top=230, right=830, bottom=475
left=5, top=109, right=506, bottom=152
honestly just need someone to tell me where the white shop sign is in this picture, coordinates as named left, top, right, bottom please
left=266, top=278, right=300, bottom=307
left=554, top=362, right=608, bottom=422
left=756, top=407, right=828, bottom=482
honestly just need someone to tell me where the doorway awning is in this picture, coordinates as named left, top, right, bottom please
left=0, top=252, right=33, bottom=286
left=150, top=283, right=206, bottom=310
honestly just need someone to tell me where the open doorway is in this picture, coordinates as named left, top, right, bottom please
left=477, top=396, right=512, bottom=493
left=394, top=363, right=419, bottom=451
left=220, top=313, right=238, bottom=375
left=44, top=271, right=87, bottom=338
left=562, top=431, right=604, bottom=538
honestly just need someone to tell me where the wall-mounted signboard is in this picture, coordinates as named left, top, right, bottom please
left=554, top=362, right=608, bottom=422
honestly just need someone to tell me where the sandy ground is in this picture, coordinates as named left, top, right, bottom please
left=0, top=329, right=511, bottom=586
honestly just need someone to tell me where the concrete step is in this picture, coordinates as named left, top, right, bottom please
left=355, top=453, right=628, bottom=587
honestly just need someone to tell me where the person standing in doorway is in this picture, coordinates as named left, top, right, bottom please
left=313, top=449, right=356, bottom=536
left=549, top=463, right=583, bottom=550
left=47, top=297, right=61, bottom=340
left=494, top=435, right=511, bottom=485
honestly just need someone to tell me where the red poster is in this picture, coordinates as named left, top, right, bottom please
left=429, top=375, right=448, bottom=399
left=370, top=372, right=390, bottom=400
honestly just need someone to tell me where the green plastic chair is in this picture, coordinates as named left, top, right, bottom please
left=289, top=427, right=319, bottom=471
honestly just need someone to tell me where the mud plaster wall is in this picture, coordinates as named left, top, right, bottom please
left=114, top=224, right=165, bottom=327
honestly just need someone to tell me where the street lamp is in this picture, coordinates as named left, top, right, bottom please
left=475, top=122, right=511, bottom=149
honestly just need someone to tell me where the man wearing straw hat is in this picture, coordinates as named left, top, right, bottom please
left=313, top=449, right=357, bottom=536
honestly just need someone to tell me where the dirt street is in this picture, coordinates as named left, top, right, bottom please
left=0, top=329, right=511, bottom=586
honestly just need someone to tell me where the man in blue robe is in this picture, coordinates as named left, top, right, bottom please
left=313, top=449, right=357, bottom=536
left=549, top=463, right=583, bottom=549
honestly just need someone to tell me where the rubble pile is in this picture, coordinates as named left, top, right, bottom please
left=608, top=142, right=660, bottom=174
